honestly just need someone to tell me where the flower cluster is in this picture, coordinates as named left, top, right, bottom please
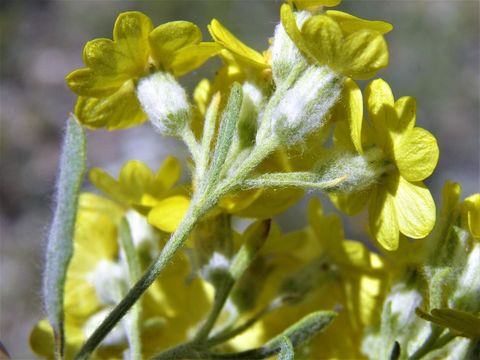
left=30, top=1, right=479, bottom=359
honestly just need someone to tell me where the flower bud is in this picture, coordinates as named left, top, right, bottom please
left=317, top=148, right=386, bottom=194
left=236, top=82, right=264, bottom=148
left=271, top=65, right=342, bottom=145
left=136, top=72, right=190, bottom=136
left=271, top=11, right=310, bottom=84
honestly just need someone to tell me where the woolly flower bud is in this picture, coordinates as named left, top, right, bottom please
left=237, top=82, right=265, bottom=148
left=318, top=148, right=386, bottom=193
left=271, top=11, right=310, bottom=84
left=136, top=72, right=190, bottom=136
left=271, top=65, right=342, bottom=144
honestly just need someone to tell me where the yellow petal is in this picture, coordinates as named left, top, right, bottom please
left=394, top=127, right=439, bottom=181
left=233, top=188, right=304, bottom=219
left=89, top=168, right=131, bottom=205
left=337, top=78, right=363, bottom=153
left=289, top=0, right=341, bottom=10
left=329, top=191, right=369, bottom=216
left=301, top=15, right=343, bottom=69
left=152, top=156, right=182, bottom=196
left=171, top=42, right=222, bottom=77
left=369, top=187, right=399, bottom=251
left=326, top=10, right=393, bottom=34
left=393, top=177, right=436, bottom=239
left=340, top=30, right=389, bottom=80
left=112, top=11, right=153, bottom=73
left=30, top=319, right=56, bottom=358
left=393, top=96, right=416, bottom=134
left=148, top=196, right=190, bottom=232
left=280, top=4, right=315, bottom=62
left=364, top=78, right=395, bottom=149
left=119, top=160, right=155, bottom=200
left=442, top=181, right=461, bottom=216
left=208, top=19, right=268, bottom=69
left=463, top=194, right=480, bottom=238
left=66, top=67, right=128, bottom=97
left=74, top=80, right=147, bottom=130
left=149, top=21, right=202, bottom=67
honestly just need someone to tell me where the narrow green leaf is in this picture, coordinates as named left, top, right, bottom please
left=43, top=115, right=86, bottom=357
left=278, top=336, right=295, bottom=360
left=206, top=83, right=243, bottom=186
left=119, top=218, right=143, bottom=359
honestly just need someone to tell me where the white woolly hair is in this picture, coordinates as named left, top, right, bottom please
left=242, top=82, right=264, bottom=108
left=136, top=72, right=190, bottom=135
left=271, top=10, right=310, bottom=84
left=271, top=66, right=341, bottom=144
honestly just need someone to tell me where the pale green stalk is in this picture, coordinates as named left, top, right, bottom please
left=118, top=219, right=142, bottom=360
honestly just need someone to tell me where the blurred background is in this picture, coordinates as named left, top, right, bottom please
left=0, top=0, right=478, bottom=357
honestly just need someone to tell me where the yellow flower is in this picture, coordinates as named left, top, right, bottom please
left=232, top=198, right=387, bottom=358
left=280, top=4, right=392, bottom=79
left=66, top=11, right=220, bottom=130
left=90, top=157, right=190, bottom=233
left=331, top=78, right=439, bottom=251
left=30, top=193, right=211, bottom=358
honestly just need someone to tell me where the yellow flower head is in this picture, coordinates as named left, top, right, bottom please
left=240, top=198, right=387, bottom=358
left=331, top=79, right=439, bottom=251
left=280, top=4, right=392, bottom=79
left=30, top=193, right=211, bottom=358
left=90, top=157, right=190, bottom=233
left=66, top=11, right=220, bottom=130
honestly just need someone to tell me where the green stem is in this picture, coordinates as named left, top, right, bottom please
left=75, top=197, right=212, bottom=360
left=118, top=218, right=142, bottom=360
left=408, top=326, right=443, bottom=360
left=182, top=126, right=201, bottom=164
left=193, top=276, right=235, bottom=342
left=205, top=299, right=282, bottom=347
left=242, top=172, right=348, bottom=191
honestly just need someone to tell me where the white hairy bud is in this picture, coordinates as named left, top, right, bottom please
left=237, top=82, right=265, bottom=148
left=271, top=11, right=310, bottom=84
left=318, top=148, right=386, bottom=193
left=136, top=72, right=190, bottom=136
left=270, top=65, right=342, bottom=144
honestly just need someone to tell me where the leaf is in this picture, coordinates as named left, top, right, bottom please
left=206, top=83, right=243, bottom=185
left=278, top=336, right=295, bottom=360
left=43, top=115, right=86, bottom=357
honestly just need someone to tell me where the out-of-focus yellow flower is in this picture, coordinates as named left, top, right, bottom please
left=90, top=157, right=190, bottom=233
left=331, top=79, right=439, bottom=251
left=30, top=193, right=211, bottom=359
left=280, top=4, right=392, bottom=79
left=66, top=11, right=220, bottom=130
left=287, top=0, right=341, bottom=11
left=233, top=198, right=387, bottom=358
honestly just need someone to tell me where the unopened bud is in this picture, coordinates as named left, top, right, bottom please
left=271, top=66, right=342, bottom=145
left=271, top=11, right=310, bottom=84
left=236, top=82, right=264, bottom=148
left=317, top=148, right=386, bottom=193
left=136, top=72, right=190, bottom=136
